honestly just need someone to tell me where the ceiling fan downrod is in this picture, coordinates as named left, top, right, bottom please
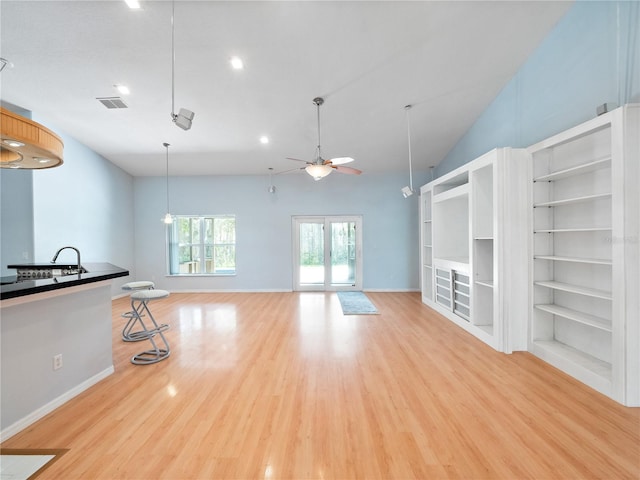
left=314, top=97, right=324, bottom=164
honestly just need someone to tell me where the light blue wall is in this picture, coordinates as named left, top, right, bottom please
left=31, top=119, right=135, bottom=295
left=0, top=169, right=34, bottom=276
left=134, top=171, right=428, bottom=292
left=0, top=104, right=35, bottom=277
left=436, top=0, right=639, bottom=176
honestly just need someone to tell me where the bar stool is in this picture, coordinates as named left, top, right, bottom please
left=129, top=289, right=171, bottom=365
left=121, top=281, right=158, bottom=342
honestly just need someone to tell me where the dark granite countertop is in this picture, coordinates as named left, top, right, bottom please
left=0, top=263, right=129, bottom=300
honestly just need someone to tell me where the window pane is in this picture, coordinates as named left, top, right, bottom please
left=214, top=217, right=236, bottom=243
left=177, top=217, right=191, bottom=243
left=191, top=218, right=201, bottom=244
left=331, top=221, right=356, bottom=285
left=178, top=246, right=192, bottom=263
left=205, top=218, right=213, bottom=243
left=214, top=245, right=235, bottom=273
left=299, top=222, right=324, bottom=285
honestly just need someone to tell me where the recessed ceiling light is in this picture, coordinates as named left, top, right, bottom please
left=3, top=139, right=24, bottom=148
left=259, top=136, right=269, bottom=144
left=115, top=84, right=130, bottom=95
left=124, top=0, right=141, bottom=9
left=230, top=56, right=244, bottom=70
left=37, top=158, right=51, bottom=164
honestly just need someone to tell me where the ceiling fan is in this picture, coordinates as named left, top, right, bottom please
left=287, top=97, right=362, bottom=181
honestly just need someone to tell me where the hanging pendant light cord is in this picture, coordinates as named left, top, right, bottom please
left=164, top=142, right=171, bottom=213
left=170, top=0, right=176, bottom=118
left=405, top=105, right=414, bottom=191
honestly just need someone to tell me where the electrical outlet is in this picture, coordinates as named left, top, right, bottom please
left=53, top=354, right=63, bottom=370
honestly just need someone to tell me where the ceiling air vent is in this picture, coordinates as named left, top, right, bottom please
left=97, top=97, right=128, bottom=109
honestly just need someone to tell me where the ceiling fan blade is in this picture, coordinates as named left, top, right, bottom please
left=286, top=157, right=310, bottom=164
left=328, top=156, right=354, bottom=165
left=334, top=165, right=362, bottom=175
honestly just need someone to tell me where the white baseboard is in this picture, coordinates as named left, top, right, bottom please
left=164, top=289, right=293, bottom=293
left=149, top=289, right=418, bottom=294
left=363, top=288, right=421, bottom=292
left=0, top=366, right=114, bottom=442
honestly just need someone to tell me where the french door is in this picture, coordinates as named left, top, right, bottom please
left=293, top=216, right=362, bottom=291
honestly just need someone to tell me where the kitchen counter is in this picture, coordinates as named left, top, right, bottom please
left=1, top=261, right=129, bottom=439
left=0, top=262, right=129, bottom=300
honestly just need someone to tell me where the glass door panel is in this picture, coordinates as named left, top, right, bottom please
left=299, top=221, right=324, bottom=286
left=330, top=221, right=356, bottom=286
left=293, top=216, right=362, bottom=291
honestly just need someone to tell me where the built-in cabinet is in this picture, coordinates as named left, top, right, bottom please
left=528, top=104, right=639, bottom=406
left=420, top=148, right=529, bottom=353
left=420, top=105, right=638, bottom=406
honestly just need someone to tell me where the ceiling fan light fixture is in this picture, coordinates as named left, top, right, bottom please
left=306, top=164, right=332, bottom=181
left=287, top=96, right=359, bottom=179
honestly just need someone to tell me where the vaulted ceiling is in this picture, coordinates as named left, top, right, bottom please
left=0, top=1, right=572, bottom=177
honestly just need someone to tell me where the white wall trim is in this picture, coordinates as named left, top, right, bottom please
left=162, top=289, right=294, bottom=294
left=0, top=366, right=114, bottom=442
left=364, top=288, right=420, bottom=293
left=147, top=289, right=419, bottom=294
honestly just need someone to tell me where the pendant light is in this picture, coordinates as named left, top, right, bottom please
left=1, top=107, right=64, bottom=169
left=268, top=167, right=276, bottom=193
left=401, top=104, right=414, bottom=198
left=163, top=142, right=173, bottom=224
left=169, top=0, right=194, bottom=131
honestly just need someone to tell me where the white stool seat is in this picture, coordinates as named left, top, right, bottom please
left=130, top=289, right=170, bottom=301
left=122, top=281, right=155, bottom=291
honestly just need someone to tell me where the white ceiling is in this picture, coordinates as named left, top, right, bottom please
left=0, top=0, right=572, bottom=177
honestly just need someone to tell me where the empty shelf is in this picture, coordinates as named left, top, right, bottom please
left=534, top=193, right=611, bottom=208
left=534, top=304, right=612, bottom=332
left=534, top=255, right=612, bottom=266
left=534, top=280, right=612, bottom=300
left=534, top=156, right=611, bottom=182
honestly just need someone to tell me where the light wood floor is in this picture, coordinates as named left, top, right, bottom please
left=2, top=292, right=638, bottom=479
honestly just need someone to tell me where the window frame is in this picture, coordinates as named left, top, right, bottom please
left=166, top=215, right=236, bottom=276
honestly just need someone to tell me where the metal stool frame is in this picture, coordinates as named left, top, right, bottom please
left=129, top=291, right=171, bottom=365
left=121, top=281, right=160, bottom=342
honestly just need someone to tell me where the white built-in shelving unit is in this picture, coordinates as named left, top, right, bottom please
left=420, top=148, right=529, bottom=353
left=421, top=190, right=433, bottom=302
left=528, top=104, right=639, bottom=406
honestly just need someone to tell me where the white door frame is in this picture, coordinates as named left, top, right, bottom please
left=292, top=215, right=363, bottom=291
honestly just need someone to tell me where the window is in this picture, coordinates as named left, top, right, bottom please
left=168, top=215, right=236, bottom=275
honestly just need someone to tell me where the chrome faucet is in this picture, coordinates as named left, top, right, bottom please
left=51, top=246, right=82, bottom=272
